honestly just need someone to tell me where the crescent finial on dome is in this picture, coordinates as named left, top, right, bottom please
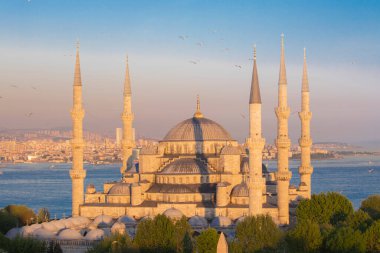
left=193, top=94, right=204, bottom=118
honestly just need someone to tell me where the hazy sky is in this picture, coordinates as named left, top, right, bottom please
left=0, top=0, right=379, bottom=145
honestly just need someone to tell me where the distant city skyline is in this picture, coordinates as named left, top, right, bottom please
left=0, top=0, right=379, bottom=146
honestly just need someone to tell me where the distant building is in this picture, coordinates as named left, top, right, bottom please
left=115, top=128, right=122, bottom=147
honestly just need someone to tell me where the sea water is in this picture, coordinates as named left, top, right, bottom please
left=0, top=156, right=379, bottom=218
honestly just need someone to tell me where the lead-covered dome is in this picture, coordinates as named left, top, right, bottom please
left=159, top=158, right=212, bottom=174
left=108, top=183, right=131, bottom=195
left=163, top=117, right=233, bottom=142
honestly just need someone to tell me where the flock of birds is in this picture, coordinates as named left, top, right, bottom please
left=0, top=84, right=37, bottom=118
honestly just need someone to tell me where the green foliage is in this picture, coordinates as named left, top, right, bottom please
left=0, top=232, right=10, bottom=251
left=364, top=220, right=380, bottom=253
left=182, top=232, right=193, bottom=253
left=87, top=233, right=136, bottom=253
left=0, top=209, right=18, bottom=234
left=37, top=208, right=50, bottom=223
left=325, top=227, right=366, bottom=253
left=296, top=192, right=354, bottom=225
left=286, top=219, right=322, bottom=253
left=175, top=216, right=193, bottom=253
left=4, top=205, right=36, bottom=226
left=343, top=209, right=372, bottom=232
left=195, top=228, right=219, bottom=253
left=134, top=214, right=176, bottom=253
left=360, top=195, right=380, bottom=220
left=234, top=215, right=282, bottom=253
left=5, top=236, right=47, bottom=253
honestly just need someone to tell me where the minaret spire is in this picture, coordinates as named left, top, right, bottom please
left=69, top=42, right=86, bottom=217
left=247, top=45, right=266, bottom=216
left=275, top=34, right=292, bottom=224
left=250, top=45, right=261, bottom=104
left=193, top=95, right=203, bottom=118
left=120, top=55, right=135, bottom=175
left=298, top=48, right=313, bottom=199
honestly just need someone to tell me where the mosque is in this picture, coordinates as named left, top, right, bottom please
left=70, top=35, right=313, bottom=227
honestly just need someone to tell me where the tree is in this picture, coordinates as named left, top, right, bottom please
left=296, top=192, right=354, bottom=225
left=364, top=220, right=380, bottom=253
left=343, top=209, right=372, bottom=232
left=325, top=227, right=366, bottom=253
left=0, top=209, right=18, bottom=234
left=286, top=219, right=322, bottom=253
left=360, top=195, right=380, bottom=220
left=234, top=215, right=282, bottom=253
left=6, top=236, right=47, bottom=253
left=195, top=228, right=219, bottom=253
left=175, top=216, right=193, bottom=253
left=134, top=214, right=176, bottom=253
left=87, top=233, right=136, bottom=253
left=37, top=208, right=50, bottom=223
left=182, top=232, right=194, bottom=253
left=4, top=205, right=36, bottom=226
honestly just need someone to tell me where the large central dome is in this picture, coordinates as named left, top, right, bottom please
left=163, top=117, right=233, bottom=142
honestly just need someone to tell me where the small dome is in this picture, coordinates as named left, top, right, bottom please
left=217, top=182, right=228, bottom=187
left=93, top=215, right=114, bottom=227
left=163, top=208, right=184, bottom=220
left=289, top=184, right=297, bottom=189
left=189, top=216, right=208, bottom=228
left=231, top=183, right=249, bottom=197
left=85, top=229, right=105, bottom=241
left=41, top=222, right=59, bottom=232
left=159, top=158, right=212, bottom=174
left=31, top=228, right=56, bottom=239
left=108, top=183, right=131, bottom=195
left=50, top=220, right=66, bottom=230
left=5, top=228, right=20, bottom=239
left=71, top=216, right=91, bottom=228
left=163, top=117, right=233, bottom=142
left=300, top=182, right=307, bottom=186
left=62, top=219, right=75, bottom=229
left=86, top=184, right=96, bottom=194
left=210, top=216, right=232, bottom=228
left=221, top=145, right=241, bottom=155
left=58, top=229, right=83, bottom=240
left=111, top=222, right=126, bottom=235
left=140, top=215, right=155, bottom=221
left=235, top=216, right=247, bottom=224
left=117, top=215, right=136, bottom=226
left=20, top=224, right=42, bottom=236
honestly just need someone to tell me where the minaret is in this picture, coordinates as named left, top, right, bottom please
left=247, top=46, right=265, bottom=216
left=120, top=56, right=135, bottom=175
left=298, top=48, right=313, bottom=199
left=69, top=42, right=86, bottom=217
left=275, top=34, right=292, bottom=225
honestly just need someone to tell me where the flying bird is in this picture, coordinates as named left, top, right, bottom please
left=196, top=42, right=204, bottom=47
left=189, top=60, right=198, bottom=65
left=25, top=112, right=33, bottom=117
left=31, top=86, right=37, bottom=90
left=240, top=114, right=246, bottom=119
left=178, top=35, right=189, bottom=40
left=234, top=65, right=242, bottom=69
left=10, top=85, right=18, bottom=88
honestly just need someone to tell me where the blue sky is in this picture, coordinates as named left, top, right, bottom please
left=0, top=0, right=379, bottom=146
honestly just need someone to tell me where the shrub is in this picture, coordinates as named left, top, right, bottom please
left=234, top=215, right=282, bottom=253
left=6, top=236, right=47, bottom=253
left=360, top=195, right=380, bottom=220
left=4, top=205, right=36, bottom=226
left=195, top=228, right=219, bottom=253
left=0, top=209, right=18, bottom=234
left=286, top=219, right=322, bottom=253
left=296, top=192, right=354, bottom=225
left=343, top=209, right=372, bottom=232
left=37, top=208, right=50, bottom=223
left=174, top=216, right=193, bottom=253
left=325, top=227, right=366, bottom=253
left=87, top=233, right=136, bottom=253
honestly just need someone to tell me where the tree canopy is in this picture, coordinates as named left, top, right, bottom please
left=286, top=219, right=322, bottom=253
left=195, top=228, right=219, bottom=253
left=360, top=195, right=380, bottom=220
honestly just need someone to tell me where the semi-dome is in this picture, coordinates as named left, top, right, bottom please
left=210, top=216, right=232, bottom=228
left=189, top=215, right=208, bottom=228
left=85, top=229, right=105, bottom=241
left=58, top=229, right=83, bottom=240
left=163, top=208, right=184, bottom=220
left=111, top=222, right=126, bottom=235
left=117, top=215, right=136, bottom=226
left=31, top=228, right=56, bottom=239
left=5, top=228, right=20, bottom=239
left=220, top=145, right=241, bottom=155
left=108, top=183, right=131, bottom=195
left=159, top=158, right=212, bottom=174
left=163, top=117, right=233, bottom=142
left=231, top=183, right=249, bottom=197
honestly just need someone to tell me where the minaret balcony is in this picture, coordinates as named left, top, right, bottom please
left=274, top=171, right=292, bottom=181
left=275, top=138, right=291, bottom=148
left=69, top=169, right=86, bottom=179
left=121, top=113, right=134, bottom=121
left=298, top=166, right=313, bottom=175
left=298, top=111, right=312, bottom=120
left=275, top=107, right=290, bottom=119
left=71, top=139, right=85, bottom=148
left=299, top=137, right=312, bottom=147
left=246, top=137, right=265, bottom=149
